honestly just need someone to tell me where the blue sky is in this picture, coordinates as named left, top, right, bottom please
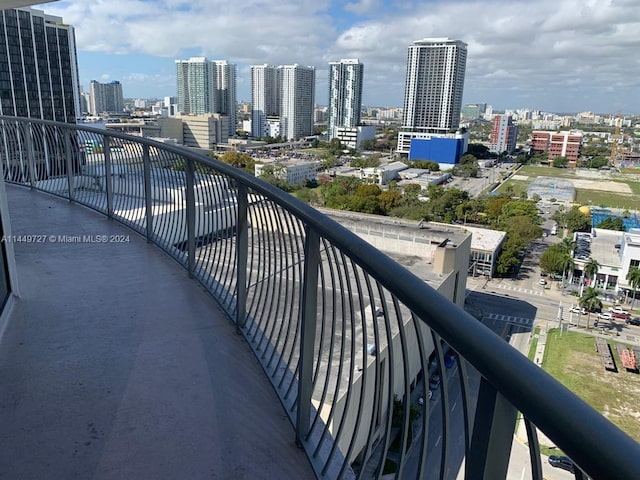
left=45, top=0, right=640, bottom=113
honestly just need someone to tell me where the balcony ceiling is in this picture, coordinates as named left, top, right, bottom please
left=0, top=0, right=58, bottom=9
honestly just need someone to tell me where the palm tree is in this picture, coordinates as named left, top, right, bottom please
left=580, top=287, right=602, bottom=329
left=559, top=253, right=575, bottom=288
left=581, top=258, right=600, bottom=296
left=559, top=236, right=576, bottom=255
left=626, top=267, right=640, bottom=309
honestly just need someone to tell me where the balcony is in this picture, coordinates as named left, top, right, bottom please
left=0, top=117, right=639, bottom=479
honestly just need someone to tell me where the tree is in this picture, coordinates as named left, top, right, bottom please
left=459, top=154, right=477, bottom=165
left=580, top=287, right=602, bottom=329
left=595, top=217, right=625, bottom=231
left=359, top=138, right=377, bottom=151
left=466, top=143, right=494, bottom=159
left=563, top=206, right=592, bottom=233
left=540, top=247, right=562, bottom=275
left=410, top=160, right=440, bottom=171
left=559, top=253, right=575, bottom=287
left=626, top=267, right=640, bottom=309
left=552, top=156, right=569, bottom=168
left=218, top=151, right=255, bottom=173
left=558, top=236, right=576, bottom=255
left=584, top=258, right=600, bottom=288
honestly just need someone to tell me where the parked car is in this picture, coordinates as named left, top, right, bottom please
left=570, top=306, right=587, bottom=315
left=417, top=390, right=433, bottom=405
left=597, top=312, right=613, bottom=321
left=444, top=351, right=456, bottom=368
left=548, top=455, right=575, bottom=473
left=627, top=317, right=640, bottom=326
left=608, top=306, right=628, bottom=315
left=429, top=374, right=441, bottom=390
left=612, top=311, right=631, bottom=320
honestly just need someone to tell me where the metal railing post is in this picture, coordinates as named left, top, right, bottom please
left=466, top=377, right=517, bottom=480
left=25, top=123, right=36, bottom=189
left=64, top=129, right=74, bottom=201
left=296, top=227, right=320, bottom=447
left=235, top=184, right=248, bottom=331
left=103, top=136, right=113, bottom=217
left=142, top=144, right=153, bottom=243
left=185, top=157, right=196, bottom=278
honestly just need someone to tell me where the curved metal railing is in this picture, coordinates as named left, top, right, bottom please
left=1, top=116, right=638, bottom=479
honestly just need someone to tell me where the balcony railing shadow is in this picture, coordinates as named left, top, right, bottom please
left=1, top=116, right=639, bottom=480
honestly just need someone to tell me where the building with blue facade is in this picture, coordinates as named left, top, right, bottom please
left=408, top=134, right=468, bottom=170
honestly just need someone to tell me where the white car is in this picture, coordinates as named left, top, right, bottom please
left=538, top=279, right=547, bottom=286
left=597, top=312, right=613, bottom=321
left=608, top=306, right=628, bottom=315
left=570, top=306, right=587, bottom=315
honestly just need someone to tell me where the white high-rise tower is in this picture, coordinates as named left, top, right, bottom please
left=280, top=65, right=315, bottom=141
left=397, top=38, right=467, bottom=154
left=327, top=59, right=364, bottom=140
left=251, top=65, right=280, bottom=138
left=175, top=57, right=237, bottom=137
left=212, top=60, right=237, bottom=137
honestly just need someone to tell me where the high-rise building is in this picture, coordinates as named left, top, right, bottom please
left=0, top=7, right=80, bottom=122
left=251, top=65, right=280, bottom=138
left=176, top=57, right=216, bottom=116
left=88, top=80, right=124, bottom=115
left=175, top=57, right=236, bottom=137
left=398, top=38, right=467, bottom=155
left=489, top=114, right=517, bottom=154
left=327, top=59, right=363, bottom=140
left=212, top=60, right=237, bottom=137
left=280, top=65, right=315, bottom=141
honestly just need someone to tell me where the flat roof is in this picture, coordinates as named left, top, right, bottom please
left=461, top=225, right=507, bottom=252
left=584, top=229, right=623, bottom=268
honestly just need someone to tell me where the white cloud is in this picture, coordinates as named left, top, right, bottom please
left=46, top=0, right=640, bottom=112
left=344, top=0, right=381, bottom=15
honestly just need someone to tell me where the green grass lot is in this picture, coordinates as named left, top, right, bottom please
left=493, top=179, right=529, bottom=196
left=574, top=189, right=639, bottom=210
left=517, top=165, right=577, bottom=179
left=542, top=329, right=640, bottom=442
left=302, top=148, right=331, bottom=158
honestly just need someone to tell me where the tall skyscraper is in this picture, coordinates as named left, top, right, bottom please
left=251, top=64, right=280, bottom=138
left=175, top=57, right=237, bottom=137
left=280, top=65, right=315, bottom=141
left=0, top=7, right=80, bottom=122
left=176, top=57, right=217, bottom=116
left=212, top=60, right=237, bottom=137
left=88, top=80, right=124, bottom=115
left=489, top=114, right=517, bottom=154
left=327, top=59, right=363, bottom=140
left=398, top=38, right=467, bottom=154
left=251, top=64, right=315, bottom=141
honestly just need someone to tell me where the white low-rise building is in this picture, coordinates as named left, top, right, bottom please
left=334, top=125, right=376, bottom=149
left=255, top=159, right=320, bottom=185
left=571, top=228, right=640, bottom=300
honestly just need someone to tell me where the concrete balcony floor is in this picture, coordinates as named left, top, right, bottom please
left=0, top=185, right=314, bottom=479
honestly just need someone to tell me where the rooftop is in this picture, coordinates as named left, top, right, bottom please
left=586, top=228, right=624, bottom=268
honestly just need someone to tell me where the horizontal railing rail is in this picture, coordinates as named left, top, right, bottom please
left=1, top=116, right=639, bottom=480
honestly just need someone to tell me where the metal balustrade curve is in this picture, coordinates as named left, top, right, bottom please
left=1, top=116, right=639, bottom=480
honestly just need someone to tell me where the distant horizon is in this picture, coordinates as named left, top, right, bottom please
left=114, top=97, right=638, bottom=118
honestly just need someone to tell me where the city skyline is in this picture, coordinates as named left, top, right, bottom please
left=42, top=0, right=640, bottom=114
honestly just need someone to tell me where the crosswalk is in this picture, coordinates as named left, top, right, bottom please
left=484, top=313, right=534, bottom=327
left=493, top=283, right=544, bottom=297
